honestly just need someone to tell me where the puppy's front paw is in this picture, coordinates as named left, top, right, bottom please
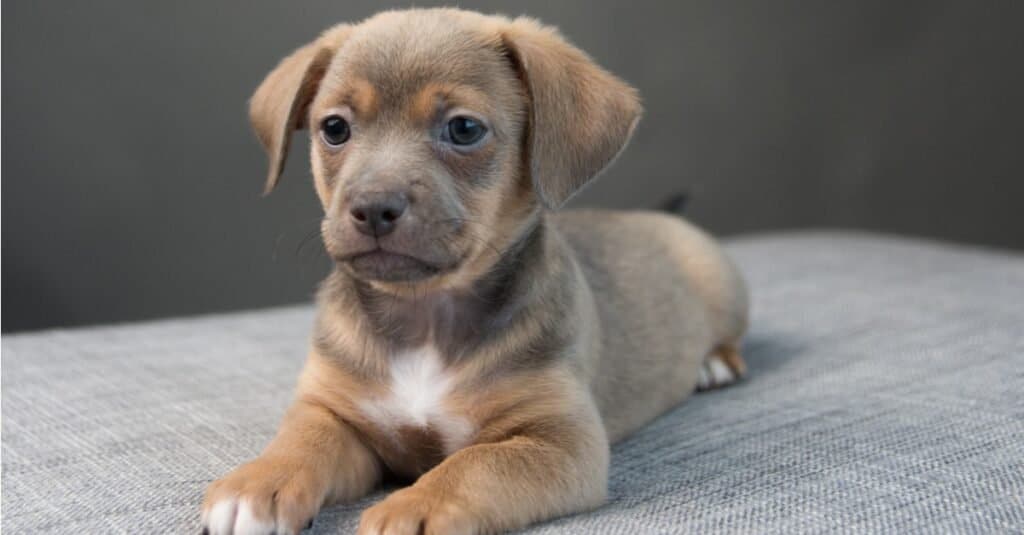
left=202, top=458, right=321, bottom=535
left=357, top=487, right=483, bottom=535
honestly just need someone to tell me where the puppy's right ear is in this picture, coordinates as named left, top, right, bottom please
left=249, top=25, right=352, bottom=194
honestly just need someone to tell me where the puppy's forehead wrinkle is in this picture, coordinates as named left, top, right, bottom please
left=326, top=12, right=510, bottom=105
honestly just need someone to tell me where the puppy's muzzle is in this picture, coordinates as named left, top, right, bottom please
left=349, top=191, right=409, bottom=238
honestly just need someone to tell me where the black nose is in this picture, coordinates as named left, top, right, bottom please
left=349, top=192, right=409, bottom=237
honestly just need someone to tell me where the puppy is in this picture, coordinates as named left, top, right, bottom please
left=202, top=8, right=748, bottom=535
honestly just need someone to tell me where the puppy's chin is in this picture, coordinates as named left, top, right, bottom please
left=323, top=227, right=467, bottom=285
left=342, top=251, right=450, bottom=283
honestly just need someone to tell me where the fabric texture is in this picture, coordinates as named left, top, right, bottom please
left=3, top=232, right=1023, bottom=534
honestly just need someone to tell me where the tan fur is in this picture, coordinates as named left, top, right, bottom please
left=345, top=78, right=381, bottom=120
left=715, top=344, right=748, bottom=377
left=203, top=8, right=748, bottom=535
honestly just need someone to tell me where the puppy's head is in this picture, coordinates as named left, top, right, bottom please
left=251, top=9, right=640, bottom=290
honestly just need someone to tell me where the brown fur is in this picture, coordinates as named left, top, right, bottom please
left=715, top=344, right=748, bottom=377
left=203, top=8, right=748, bottom=535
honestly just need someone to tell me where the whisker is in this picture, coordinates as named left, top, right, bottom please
left=272, top=216, right=323, bottom=262
left=295, top=228, right=324, bottom=258
left=427, top=218, right=507, bottom=261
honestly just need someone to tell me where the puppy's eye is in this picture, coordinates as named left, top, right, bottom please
left=320, top=115, right=351, bottom=146
left=446, top=116, right=487, bottom=146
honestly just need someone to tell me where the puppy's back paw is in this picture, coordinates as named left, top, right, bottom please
left=696, top=344, right=746, bottom=392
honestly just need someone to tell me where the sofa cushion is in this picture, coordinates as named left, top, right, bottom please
left=3, top=232, right=1022, bottom=533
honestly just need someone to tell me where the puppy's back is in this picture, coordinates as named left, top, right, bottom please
left=551, top=209, right=748, bottom=441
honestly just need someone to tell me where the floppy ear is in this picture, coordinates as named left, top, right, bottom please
left=249, top=25, right=352, bottom=194
left=501, top=18, right=642, bottom=209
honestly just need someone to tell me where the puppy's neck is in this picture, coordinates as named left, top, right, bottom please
left=318, top=218, right=550, bottom=364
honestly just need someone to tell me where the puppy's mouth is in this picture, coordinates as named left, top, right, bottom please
left=342, top=249, right=452, bottom=282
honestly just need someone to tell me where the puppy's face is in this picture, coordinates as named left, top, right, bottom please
left=250, top=9, right=642, bottom=291
left=310, top=15, right=529, bottom=285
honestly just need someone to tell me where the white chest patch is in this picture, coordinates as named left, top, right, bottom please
left=358, top=346, right=475, bottom=455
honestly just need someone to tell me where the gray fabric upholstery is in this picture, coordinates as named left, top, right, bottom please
left=3, top=232, right=1022, bottom=533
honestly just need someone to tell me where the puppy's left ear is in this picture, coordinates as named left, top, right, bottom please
left=501, top=18, right=642, bottom=209
left=250, top=25, right=352, bottom=194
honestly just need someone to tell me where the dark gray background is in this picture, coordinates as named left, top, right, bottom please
left=4, top=1, right=1023, bottom=332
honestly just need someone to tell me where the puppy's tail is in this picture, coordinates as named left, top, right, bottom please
left=655, top=192, right=690, bottom=216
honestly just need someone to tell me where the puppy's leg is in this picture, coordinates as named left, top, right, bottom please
left=357, top=407, right=608, bottom=535
left=202, top=398, right=381, bottom=535
left=696, top=343, right=747, bottom=392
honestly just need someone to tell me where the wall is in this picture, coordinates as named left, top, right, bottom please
left=4, top=1, right=1023, bottom=331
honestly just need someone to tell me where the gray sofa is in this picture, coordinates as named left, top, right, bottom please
left=3, top=232, right=1022, bottom=533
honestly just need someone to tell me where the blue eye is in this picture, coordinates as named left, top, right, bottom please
left=446, top=116, right=487, bottom=145
left=320, top=115, right=350, bottom=146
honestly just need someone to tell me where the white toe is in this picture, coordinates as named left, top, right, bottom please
left=206, top=498, right=238, bottom=535
left=708, top=357, right=735, bottom=384
left=697, top=365, right=712, bottom=390
left=234, top=500, right=276, bottom=535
